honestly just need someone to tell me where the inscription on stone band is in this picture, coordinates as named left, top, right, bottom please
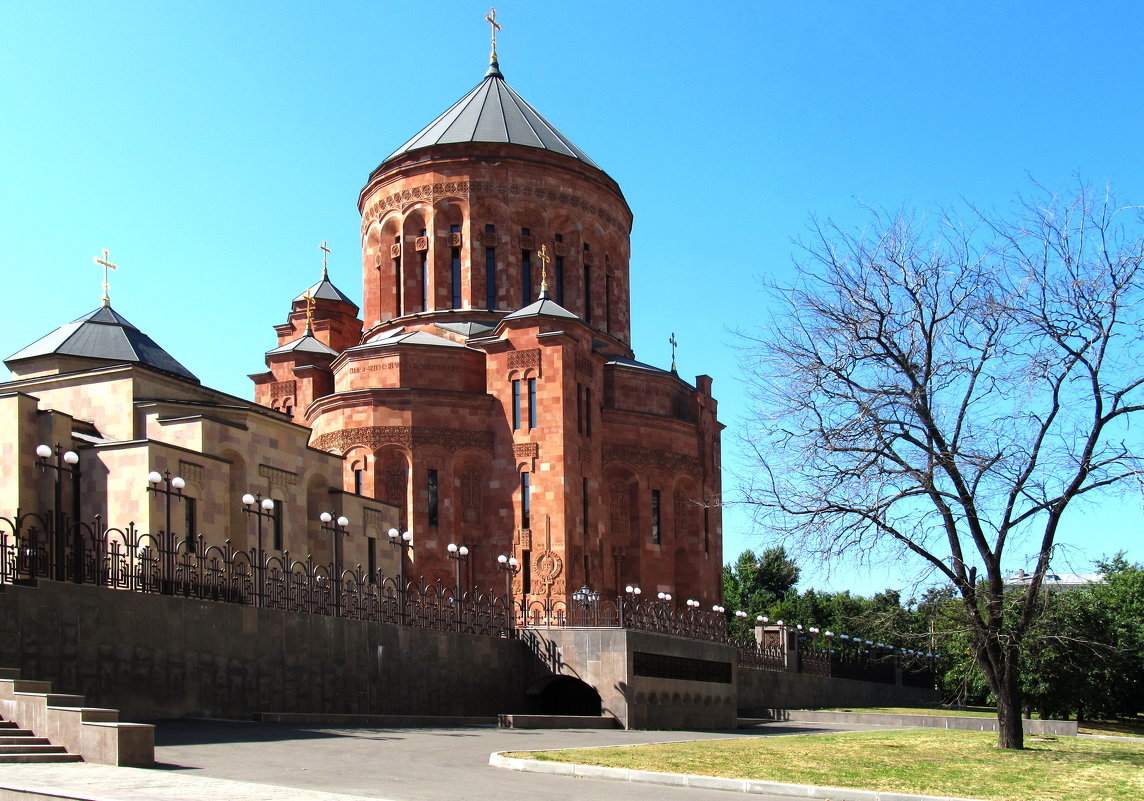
left=632, top=651, right=732, bottom=684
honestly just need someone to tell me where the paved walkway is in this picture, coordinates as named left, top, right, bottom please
left=0, top=719, right=896, bottom=801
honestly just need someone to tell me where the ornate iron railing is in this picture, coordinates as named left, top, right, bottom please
left=0, top=512, right=933, bottom=686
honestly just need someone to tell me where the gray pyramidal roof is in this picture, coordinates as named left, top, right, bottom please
left=381, top=59, right=599, bottom=169
left=294, top=268, right=358, bottom=311
left=6, top=305, right=199, bottom=382
left=266, top=330, right=339, bottom=357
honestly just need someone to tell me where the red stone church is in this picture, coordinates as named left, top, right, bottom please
left=251, top=51, right=723, bottom=607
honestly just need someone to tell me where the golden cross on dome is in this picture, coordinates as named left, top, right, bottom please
left=536, top=244, right=551, bottom=296
left=319, top=240, right=331, bottom=277
left=93, top=248, right=118, bottom=307
left=485, top=7, right=501, bottom=60
left=669, top=332, right=678, bottom=373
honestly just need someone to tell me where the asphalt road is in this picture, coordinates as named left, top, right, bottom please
left=154, top=718, right=882, bottom=801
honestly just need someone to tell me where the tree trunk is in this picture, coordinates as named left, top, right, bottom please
left=995, top=647, right=1025, bottom=749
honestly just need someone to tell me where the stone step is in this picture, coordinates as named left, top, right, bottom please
left=0, top=736, right=51, bottom=745
left=0, top=744, right=69, bottom=755
left=0, top=668, right=21, bottom=680
left=0, top=727, right=36, bottom=737
left=0, top=753, right=84, bottom=764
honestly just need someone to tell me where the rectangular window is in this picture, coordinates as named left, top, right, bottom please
left=585, top=386, right=592, bottom=438
left=367, top=536, right=377, bottom=581
left=605, top=272, right=612, bottom=333
left=451, top=224, right=461, bottom=309
left=520, top=472, right=531, bottom=530
left=394, top=236, right=402, bottom=316
left=485, top=227, right=497, bottom=312
left=521, top=248, right=532, bottom=306
left=583, top=263, right=592, bottom=323
left=512, top=379, right=522, bottom=430
left=353, top=468, right=364, bottom=495
left=272, top=500, right=283, bottom=551
left=184, top=496, right=197, bottom=554
left=583, top=243, right=592, bottom=323
left=577, top=384, right=583, bottom=434
left=651, top=489, right=661, bottom=545
left=428, top=469, right=439, bottom=527
left=527, top=377, right=537, bottom=430
left=582, top=477, right=589, bottom=535
left=420, top=228, right=429, bottom=312
left=521, top=549, right=531, bottom=596
left=555, top=234, right=565, bottom=305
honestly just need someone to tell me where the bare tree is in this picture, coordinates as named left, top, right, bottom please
left=740, top=183, right=1144, bottom=748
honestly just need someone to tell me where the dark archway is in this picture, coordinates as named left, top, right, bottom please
left=524, top=675, right=602, bottom=716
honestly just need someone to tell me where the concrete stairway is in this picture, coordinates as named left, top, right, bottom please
left=0, top=715, right=82, bottom=763
left=0, top=668, right=153, bottom=766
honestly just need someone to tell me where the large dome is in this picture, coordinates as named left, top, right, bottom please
left=379, top=59, right=599, bottom=169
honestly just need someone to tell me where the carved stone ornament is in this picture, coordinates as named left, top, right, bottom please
left=603, top=444, right=701, bottom=477
left=507, top=349, right=541, bottom=373
left=270, top=379, right=297, bottom=397
left=415, top=236, right=429, bottom=252
left=534, top=549, right=563, bottom=590
left=258, top=464, right=298, bottom=494
left=390, top=243, right=401, bottom=258
left=519, top=235, right=535, bottom=251
left=363, top=507, right=385, bottom=532
left=513, top=442, right=539, bottom=460
left=553, top=242, right=567, bottom=257
left=448, top=232, right=463, bottom=247
left=518, top=527, right=532, bottom=549
left=482, top=231, right=499, bottom=247
left=311, top=425, right=494, bottom=455
left=178, top=461, right=205, bottom=488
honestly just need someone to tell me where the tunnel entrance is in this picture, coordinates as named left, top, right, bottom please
left=524, top=675, right=602, bottom=716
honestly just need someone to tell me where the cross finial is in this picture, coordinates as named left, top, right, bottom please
left=319, top=240, right=331, bottom=278
left=93, top=248, right=118, bottom=307
left=302, top=290, right=316, bottom=335
left=669, top=332, right=679, bottom=373
left=485, top=7, right=502, bottom=62
left=536, top=244, right=551, bottom=299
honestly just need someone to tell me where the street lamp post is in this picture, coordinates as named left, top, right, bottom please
left=35, top=443, right=79, bottom=582
left=446, top=543, right=470, bottom=598
left=621, top=584, right=641, bottom=628
left=319, top=512, right=350, bottom=613
left=241, top=493, right=275, bottom=605
left=497, top=553, right=520, bottom=632
left=146, top=470, right=185, bottom=593
left=387, top=528, right=413, bottom=625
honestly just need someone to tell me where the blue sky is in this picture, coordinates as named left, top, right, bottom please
left=2, top=1, right=1141, bottom=598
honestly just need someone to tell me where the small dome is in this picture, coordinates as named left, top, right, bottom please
left=380, top=59, right=599, bottom=169
left=6, top=305, right=198, bottom=382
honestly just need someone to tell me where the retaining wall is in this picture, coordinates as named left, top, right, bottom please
left=737, top=665, right=939, bottom=713
left=0, top=581, right=534, bottom=721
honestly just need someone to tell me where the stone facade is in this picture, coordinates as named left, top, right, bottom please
left=0, top=361, right=400, bottom=573
left=252, top=67, right=724, bottom=607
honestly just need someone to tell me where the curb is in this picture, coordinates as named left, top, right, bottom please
left=489, top=752, right=983, bottom=801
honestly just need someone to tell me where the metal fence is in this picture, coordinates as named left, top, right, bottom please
left=0, top=512, right=932, bottom=686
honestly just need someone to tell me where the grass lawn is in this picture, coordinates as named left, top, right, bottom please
left=824, top=706, right=1144, bottom=738
left=505, top=729, right=1144, bottom=801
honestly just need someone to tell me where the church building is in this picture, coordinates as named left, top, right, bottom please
left=251, top=43, right=724, bottom=606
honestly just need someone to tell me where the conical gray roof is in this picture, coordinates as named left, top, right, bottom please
left=6, top=305, right=199, bottom=382
left=294, top=269, right=358, bottom=311
left=381, top=59, right=599, bottom=169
